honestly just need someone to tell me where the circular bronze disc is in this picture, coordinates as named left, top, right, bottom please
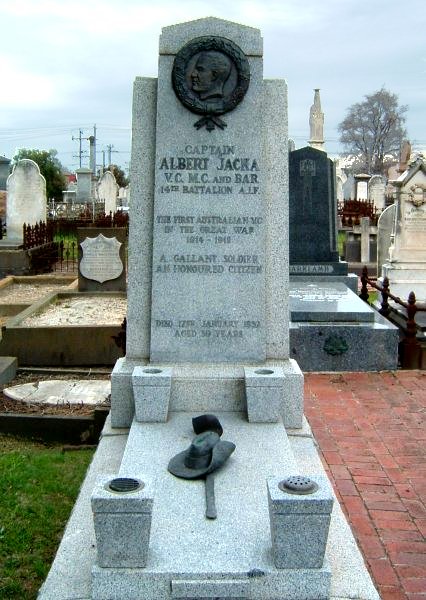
left=172, top=36, right=250, bottom=116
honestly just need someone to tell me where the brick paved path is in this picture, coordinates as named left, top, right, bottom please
left=304, top=371, right=426, bottom=600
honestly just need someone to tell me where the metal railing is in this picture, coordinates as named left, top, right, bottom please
left=360, top=266, right=426, bottom=368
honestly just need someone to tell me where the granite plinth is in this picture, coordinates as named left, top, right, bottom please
left=244, top=366, right=286, bottom=422
left=132, top=365, right=172, bottom=422
left=267, top=474, right=333, bottom=569
left=91, top=474, right=153, bottom=568
left=289, top=282, right=375, bottom=323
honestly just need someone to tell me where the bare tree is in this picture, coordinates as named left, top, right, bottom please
left=338, top=88, right=407, bottom=174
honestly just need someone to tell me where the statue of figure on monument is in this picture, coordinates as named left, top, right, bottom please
left=309, top=88, right=325, bottom=151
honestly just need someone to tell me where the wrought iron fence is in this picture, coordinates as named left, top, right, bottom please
left=360, top=266, right=426, bottom=369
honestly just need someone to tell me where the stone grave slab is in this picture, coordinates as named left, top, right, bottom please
left=4, top=379, right=111, bottom=406
left=289, top=281, right=375, bottom=322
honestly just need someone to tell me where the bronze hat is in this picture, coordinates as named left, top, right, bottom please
left=168, top=431, right=235, bottom=480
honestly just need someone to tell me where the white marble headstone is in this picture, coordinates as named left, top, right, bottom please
left=97, top=171, right=119, bottom=215
left=6, top=159, right=47, bottom=239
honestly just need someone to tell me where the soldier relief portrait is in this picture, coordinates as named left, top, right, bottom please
left=172, top=36, right=250, bottom=130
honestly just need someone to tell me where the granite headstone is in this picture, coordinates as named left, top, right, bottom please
left=289, top=146, right=348, bottom=277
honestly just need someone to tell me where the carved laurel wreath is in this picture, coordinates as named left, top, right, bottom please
left=408, top=184, right=426, bottom=208
left=172, top=36, right=250, bottom=130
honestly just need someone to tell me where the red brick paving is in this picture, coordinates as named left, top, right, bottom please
left=304, top=370, right=426, bottom=600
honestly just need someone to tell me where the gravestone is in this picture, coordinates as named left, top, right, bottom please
left=6, top=158, right=47, bottom=241
left=382, top=158, right=426, bottom=300
left=39, top=18, right=380, bottom=600
left=6, top=159, right=47, bottom=240
left=343, top=172, right=355, bottom=199
left=77, top=227, right=127, bottom=291
left=0, top=155, right=11, bottom=191
left=369, top=174, right=386, bottom=210
left=289, top=146, right=356, bottom=289
left=355, top=173, right=370, bottom=200
left=96, top=170, right=118, bottom=215
left=377, top=203, right=396, bottom=276
left=76, top=168, right=93, bottom=202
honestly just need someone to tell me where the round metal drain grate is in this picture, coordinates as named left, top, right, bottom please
left=279, top=476, right=318, bottom=495
left=108, top=477, right=143, bottom=493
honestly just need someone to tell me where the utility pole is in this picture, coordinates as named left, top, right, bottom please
left=106, top=144, right=119, bottom=166
left=72, top=129, right=90, bottom=168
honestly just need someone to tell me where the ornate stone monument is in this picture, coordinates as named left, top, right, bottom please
left=39, top=18, right=380, bottom=600
left=382, top=157, right=426, bottom=300
left=308, top=89, right=324, bottom=151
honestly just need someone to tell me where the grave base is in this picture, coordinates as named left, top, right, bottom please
left=38, top=413, right=379, bottom=600
left=289, top=282, right=399, bottom=371
left=110, top=358, right=304, bottom=429
left=381, top=263, right=426, bottom=302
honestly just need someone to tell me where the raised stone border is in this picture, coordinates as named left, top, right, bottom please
left=0, top=291, right=126, bottom=366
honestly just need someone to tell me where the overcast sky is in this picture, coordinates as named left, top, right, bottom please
left=0, top=0, right=424, bottom=172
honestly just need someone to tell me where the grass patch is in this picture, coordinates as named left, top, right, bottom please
left=0, top=435, right=94, bottom=599
left=54, top=234, right=78, bottom=262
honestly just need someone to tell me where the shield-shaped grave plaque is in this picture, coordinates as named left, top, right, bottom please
left=79, top=233, right=123, bottom=283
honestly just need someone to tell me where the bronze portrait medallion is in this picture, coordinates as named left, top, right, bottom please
left=172, top=36, right=250, bottom=131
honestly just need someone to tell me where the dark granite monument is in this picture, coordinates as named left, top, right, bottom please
left=289, top=146, right=347, bottom=276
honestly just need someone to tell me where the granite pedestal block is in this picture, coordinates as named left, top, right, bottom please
left=132, top=365, right=172, bottom=422
left=91, top=474, right=153, bottom=568
left=244, top=366, right=285, bottom=422
left=267, top=473, right=333, bottom=569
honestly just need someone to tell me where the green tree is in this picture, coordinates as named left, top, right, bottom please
left=338, top=88, right=407, bottom=174
left=106, top=164, right=129, bottom=188
left=12, top=149, right=67, bottom=200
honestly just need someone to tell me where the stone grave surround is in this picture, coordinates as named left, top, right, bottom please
left=39, top=18, right=379, bottom=600
left=382, top=158, right=426, bottom=301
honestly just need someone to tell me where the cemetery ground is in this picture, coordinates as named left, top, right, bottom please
left=0, top=434, right=94, bottom=599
